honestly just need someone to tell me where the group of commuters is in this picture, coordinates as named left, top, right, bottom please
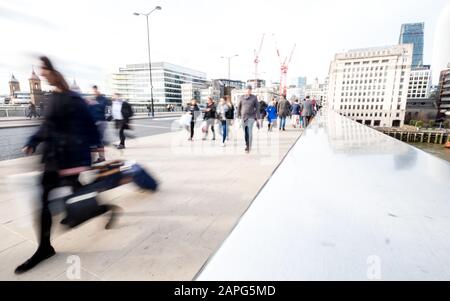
left=184, top=95, right=235, bottom=147
left=184, top=85, right=320, bottom=153
left=264, top=95, right=318, bottom=131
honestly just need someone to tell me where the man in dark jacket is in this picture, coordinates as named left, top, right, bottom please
left=277, top=95, right=291, bottom=131
left=87, top=85, right=110, bottom=163
left=302, top=96, right=314, bottom=127
left=15, top=56, right=118, bottom=274
left=259, top=100, right=268, bottom=128
left=238, top=85, right=260, bottom=153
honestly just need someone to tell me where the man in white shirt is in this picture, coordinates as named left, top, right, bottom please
left=112, top=94, right=125, bottom=149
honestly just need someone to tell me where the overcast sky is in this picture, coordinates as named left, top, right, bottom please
left=0, top=0, right=449, bottom=94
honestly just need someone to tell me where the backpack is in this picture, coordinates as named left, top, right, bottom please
left=225, top=104, right=234, bottom=119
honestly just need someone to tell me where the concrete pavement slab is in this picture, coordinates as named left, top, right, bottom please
left=0, top=125, right=302, bottom=280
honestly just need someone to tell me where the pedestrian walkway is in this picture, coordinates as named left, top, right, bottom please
left=0, top=123, right=302, bottom=280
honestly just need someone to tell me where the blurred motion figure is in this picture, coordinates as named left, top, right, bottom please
left=15, top=56, right=116, bottom=274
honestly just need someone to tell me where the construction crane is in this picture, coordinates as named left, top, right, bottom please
left=273, top=34, right=296, bottom=96
left=253, top=34, right=265, bottom=80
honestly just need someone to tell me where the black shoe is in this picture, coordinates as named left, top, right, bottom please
left=15, top=245, right=56, bottom=274
left=245, top=147, right=249, bottom=153
left=105, top=205, right=122, bottom=230
left=93, top=158, right=106, bottom=164
left=116, top=144, right=125, bottom=150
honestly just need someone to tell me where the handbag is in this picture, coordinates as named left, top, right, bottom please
left=179, top=113, right=192, bottom=127
left=201, top=120, right=208, bottom=133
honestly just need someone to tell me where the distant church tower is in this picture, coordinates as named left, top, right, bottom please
left=9, top=74, right=20, bottom=97
left=29, top=69, right=42, bottom=105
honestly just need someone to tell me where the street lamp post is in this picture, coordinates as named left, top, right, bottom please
left=134, top=6, right=162, bottom=118
left=221, top=54, right=238, bottom=88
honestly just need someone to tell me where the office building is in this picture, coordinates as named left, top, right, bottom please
left=438, top=63, right=450, bottom=120
left=399, top=22, right=424, bottom=68
left=407, top=66, right=432, bottom=99
left=327, top=44, right=413, bottom=127
left=111, top=62, right=207, bottom=108
left=305, top=77, right=329, bottom=106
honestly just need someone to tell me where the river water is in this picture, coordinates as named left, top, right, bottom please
left=408, top=143, right=450, bottom=163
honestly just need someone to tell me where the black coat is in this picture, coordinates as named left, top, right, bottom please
left=26, top=91, right=100, bottom=171
left=121, top=101, right=133, bottom=122
left=185, top=103, right=200, bottom=122
left=203, top=102, right=216, bottom=120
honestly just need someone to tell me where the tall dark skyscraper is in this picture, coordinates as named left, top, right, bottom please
left=399, top=23, right=424, bottom=68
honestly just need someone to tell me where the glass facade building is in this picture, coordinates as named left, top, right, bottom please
left=399, top=23, right=424, bottom=68
left=112, top=62, right=207, bottom=107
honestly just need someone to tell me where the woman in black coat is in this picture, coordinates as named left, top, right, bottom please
left=15, top=56, right=117, bottom=274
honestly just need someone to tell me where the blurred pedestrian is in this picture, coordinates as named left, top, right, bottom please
left=27, top=102, right=38, bottom=119
left=277, top=95, right=290, bottom=131
left=290, top=98, right=301, bottom=128
left=259, top=99, right=268, bottom=129
left=15, top=56, right=118, bottom=274
left=225, top=96, right=235, bottom=141
left=202, top=97, right=216, bottom=141
left=185, top=98, right=200, bottom=141
left=216, top=97, right=230, bottom=147
left=266, top=98, right=277, bottom=132
left=87, top=85, right=110, bottom=163
left=302, top=96, right=313, bottom=127
left=237, top=85, right=260, bottom=153
left=112, top=94, right=133, bottom=149
left=311, top=98, right=317, bottom=116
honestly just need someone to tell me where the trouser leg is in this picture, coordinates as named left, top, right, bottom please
left=39, top=172, right=60, bottom=247
left=190, top=121, right=195, bottom=139
left=244, top=126, right=249, bottom=148
left=210, top=121, right=215, bottom=139
left=222, top=121, right=227, bottom=143
left=119, top=124, right=126, bottom=146
left=247, top=119, right=254, bottom=148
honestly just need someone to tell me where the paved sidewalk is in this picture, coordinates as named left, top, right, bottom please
left=0, top=123, right=302, bottom=280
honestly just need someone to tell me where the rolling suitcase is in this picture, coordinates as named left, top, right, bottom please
left=63, top=181, right=108, bottom=228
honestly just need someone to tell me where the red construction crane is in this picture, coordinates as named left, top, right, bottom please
left=253, top=34, right=265, bottom=80
left=273, top=34, right=296, bottom=96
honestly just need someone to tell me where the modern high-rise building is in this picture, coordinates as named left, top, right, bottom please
left=399, top=22, right=424, bottom=68
left=111, top=62, right=207, bottom=108
left=296, top=76, right=307, bottom=89
left=327, top=44, right=413, bottom=127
